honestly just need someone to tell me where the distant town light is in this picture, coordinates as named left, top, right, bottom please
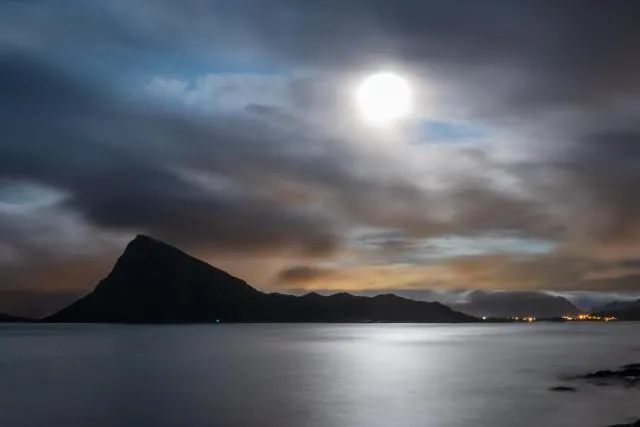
left=562, top=313, right=616, bottom=322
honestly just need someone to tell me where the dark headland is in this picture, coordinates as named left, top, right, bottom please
left=47, top=235, right=475, bottom=324
left=596, top=300, right=640, bottom=321
left=0, top=313, right=27, bottom=323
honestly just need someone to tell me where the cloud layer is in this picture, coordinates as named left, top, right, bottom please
left=2, top=0, right=640, bottom=315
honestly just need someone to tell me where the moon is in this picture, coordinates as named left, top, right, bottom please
left=355, top=72, right=411, bottom=126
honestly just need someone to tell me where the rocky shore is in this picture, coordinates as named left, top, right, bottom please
left=581, top=363, right=640, bottom=386
left=550, top=363, right=640, bottom=426
left=607, top=420, right=640, bottom=427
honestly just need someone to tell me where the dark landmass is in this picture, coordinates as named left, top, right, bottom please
left=607, top=420, right=640, bottom=427
left=610, top=306, right=640, bottom=321
left=551, top=363, right=640, bottom=426
left=596, top=299, right=640, bottom=314
left=482, top=316, right=615, bottom=323
left=580, top=364, right=640, bottom=384
left=48, top=235, right=476, bottom=324
left=450, top=289, right=581, bottom=318
left=596, top=299, right=640, bottom=320
left=0, top=290, right=82, bottom=319
left=0, top=313, right=28, bottom=322
left=555, top=362, right=640, bottom=396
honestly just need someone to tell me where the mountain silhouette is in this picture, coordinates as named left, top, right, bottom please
left=610, top=306, right=640, bottom=320
left=595, top=298, right=640, bottom=313
left=596, top=298, right=640, bottom=320
left=0, top=290, right=82, bottom=319
left=48, top=235, right=475, bottom=323
left=450, top=290, right=581, bottom=318
left=0, top=313, right=26, bottom=322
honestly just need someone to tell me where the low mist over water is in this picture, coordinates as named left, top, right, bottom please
left=1, top=323, right=639, bottom=427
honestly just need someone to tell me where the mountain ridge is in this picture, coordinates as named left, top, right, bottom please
left=449, top=290, right=581, bottom=318
left=0, top=313, right=28, bottom=322
left=595, top=298, right=640, bottom=313
left=48, top=235, right=476, bottom=323
left=595, top=298, right=640, bottom=320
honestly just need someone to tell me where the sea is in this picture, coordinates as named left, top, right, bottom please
left=1, top=323, right=639, bottom=427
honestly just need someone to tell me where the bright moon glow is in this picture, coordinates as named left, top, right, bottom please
left=355, top=72, right=411, bottom=126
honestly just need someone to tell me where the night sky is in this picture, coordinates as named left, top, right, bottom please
left=2, top=0, right=640, bottom=315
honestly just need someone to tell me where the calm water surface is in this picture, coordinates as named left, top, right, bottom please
left=1, top=323, right=639, bottom=427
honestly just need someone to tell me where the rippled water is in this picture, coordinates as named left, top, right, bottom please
left=1, top=323, right=639, bottom=427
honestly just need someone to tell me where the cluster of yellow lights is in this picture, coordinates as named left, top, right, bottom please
left=507, top=314, right=618, bottom=322
left=562, top=314, right=617, bottom=322
left=510, top=316, right=536, bottom=322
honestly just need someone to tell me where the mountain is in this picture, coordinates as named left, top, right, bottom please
left=596, top=298, right=640, bottom=320
left=450, top=290, right=581, bottom=318
left=0, top=290, right=82, bottom=319
left=49, top=235, right=475, bottom=323
left=595, top=299, right=640, bottom=314
left=0, top=313, right=27, bottom=322
left=609, top=306, right=640, bottom=320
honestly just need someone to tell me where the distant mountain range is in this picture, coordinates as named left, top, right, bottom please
left=449, top=290, right=582, bottom=318
left=48, top=235, right=475, bottom=323
left=0, top=313, right=26, bottom=323
left=596, top=299, right=640, bottom=313
left=596, top=298, right=640, bottom=320
left=0, top=290, right=81, bottom=319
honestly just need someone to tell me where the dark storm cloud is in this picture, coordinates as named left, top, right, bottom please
left=559, top=129, right=640, bottom=246
left=5, top=0, right=640, bottom=121
left=99, top=0, right=640, bottom=112
left=8, top=1, right=640, bottom=94
left=0, top=53, right=342, bottom=257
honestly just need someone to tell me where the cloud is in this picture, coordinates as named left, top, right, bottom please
left=2, top=0, right=640, bottom=301
left=7, top=1, right=640, bottom=113
left=274, top=264, right=454, bottom=290
left=0, top=54, right=345, bottom=258
left=119, top=1, right=640, bottom=116
left=276, top=266, right=331, bottom=285
left=1, top=52, right=551, bottom=262
left=1, top=52, right=522, bottom=293
left=148, top=73, right=292, bottom=111
left=274, top=253, right=640, bottom=295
